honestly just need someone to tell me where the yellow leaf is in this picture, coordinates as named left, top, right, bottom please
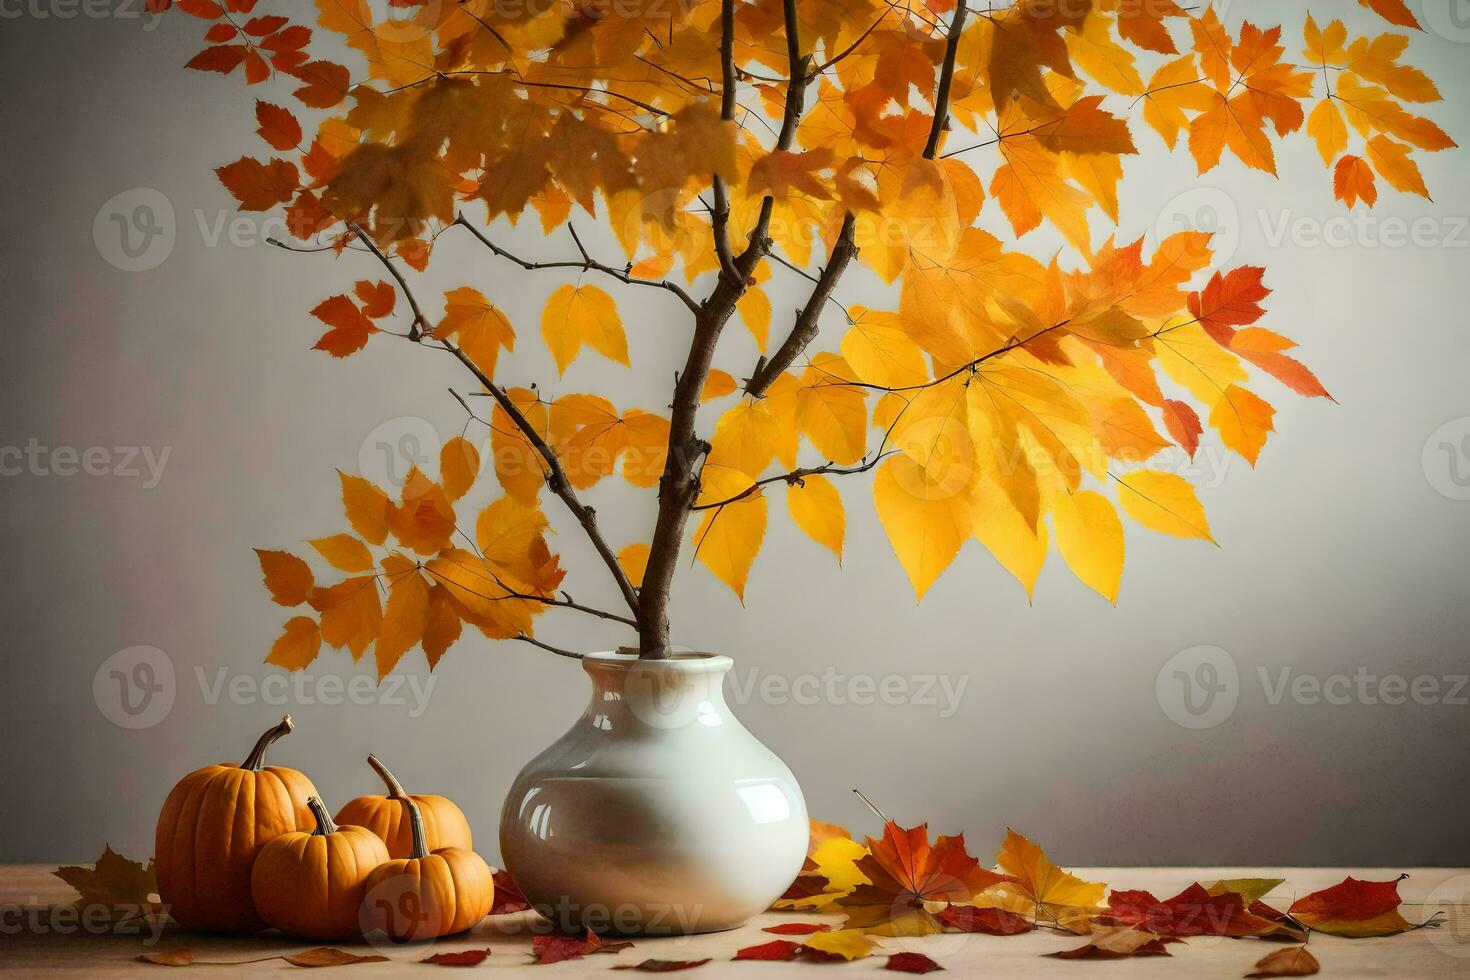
left=541, top=284, right=628, bottom=374
left=973, top=478, right=1049, bottom=600
left=491, top=387, right=548, bottom=503
left=440, top=436, right=480, bottom=502
left=793, top=354, right=868, bottom=465
left=339, top=472, right=390, bottom=545
left=1366, top=135, right=1429, bottom=198
left=708, top=400, right=782, bottom=480
left=310, top=576, right=381, bottom=659
left=981, top=829, right=1108, bottom=928
left=702, top=369, right=737, bottom=402
left=434, top=286, right=515, bottom=378
left=1114, top=470, right=1215, bottom=543
left=787, top=475, right=844, bottom=561
left=619, top=410, right=670, bottom=489
left=693, top=464, right=767, bottom=599
left=841, top=308, right=929, bottom=389
left=618, top=543, right=650, bottom=588
left=377, top=559, right=428, bottom=678
left=1210, top=384, right=1277, bottom=466
left=802, top=930, right=877, bottom=961
left=1307, top=99, right=1348, bottom=166
left=1156, top=321, right=1247, bottom=404
left=1051, top=490, right=1124, bottom=603
left=1068, top=11, right=1146, bottom=95
left=874, top=455, right=973, bottom=600
left=309, top=534, right=374, bottom=573
left=266, top=616, right=322, bottom=671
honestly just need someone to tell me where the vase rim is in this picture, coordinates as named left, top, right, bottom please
left=583, top=650, right=733, bottom=673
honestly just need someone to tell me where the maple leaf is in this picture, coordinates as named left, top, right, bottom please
left=979, top=829, right=1107, bottom=929
left=541, top=284, right=628, bottom=375
left=310, top=294, right=377, bottom=357
left=1049, top=925, right=1178, bottom=958
left=490, top=869, right=531, bottom=915
left=1288, top=875, right=1425, bottom=937
left=435, top=287, right=515, bottom=377
left=532, top=930, right=634, bottom=965
left=834, top=821, right=1011, bottom=935
left=1102, top=882, right=1283, bottom=937
left=935, top=904, right=1034, bottom=935
left=216, top=156, right=299, bottom=211
left=54, top=846, right=160, bottom=920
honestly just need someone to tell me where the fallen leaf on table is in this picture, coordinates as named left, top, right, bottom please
left=775, top=820, right=868, bottom=910
left=1207, top=879, right=1306, bottom=941
left=885, top=950, right=944, bottom=973
left=834, top=821, right=1011, bottom=935
left=1288, top=875, right=1425, bottom=937
left=763, top=922, right=833, bottom=935
left=1048, top=924, right=1177, bottom=959
left=422, top=948, right=494, bottom=966
left=283, top=948, right=391, bottom=967
left=1103, top=883, right=1284, bottom=937
left=532, top=930, right=633, bottom=964
left=613, top=959, right=712, bottom=972
left=978, top=829, right=1106, bottom=930
left=936, top=904, right=1034, bottom=935
left=734, top=939, right=803, bottom=961
left=54, top=845, right=161, bottom=920
left=1246, top=945, right=1321, bottom=977
left=491, top=869, right=531, bottom=914
left=137, top=950, right=194, bottom=966
left=801, top=928, right=879, bottom=960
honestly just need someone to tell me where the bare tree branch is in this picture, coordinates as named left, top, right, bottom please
left=710, top=0, right=743, bottom=285
left=513, top=631, right=584, bottom=660
left=453, top=213, right=701, bottom=315
left=925, top=0, right=970, bottom=160
left=347, top=221, right=431, bottom=340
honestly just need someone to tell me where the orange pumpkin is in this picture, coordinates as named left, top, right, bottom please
left=335, top=754, right=473, bottom=858
left=155, top=716, right=316, bottom=933
left=250, top=796, right=389, bottom=940
left=360, top=797, right=494, bottom=941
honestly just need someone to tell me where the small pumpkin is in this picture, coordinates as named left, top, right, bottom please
left=155, top=715, right=317, bottom=932
left=250, top=796, right=390, bottom=940
left=360, top=797, right=494, bottom=941
left=335, top=754, right=473, bottom=858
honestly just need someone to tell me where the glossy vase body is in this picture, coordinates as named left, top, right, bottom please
left=499, top=652, right=807, bottom=935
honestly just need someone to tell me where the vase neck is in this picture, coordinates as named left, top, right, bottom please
left=581, top=653, right=734, bottom=732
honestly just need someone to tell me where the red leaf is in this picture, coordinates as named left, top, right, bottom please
left=290, top=60, right=350, bottom=108
left=263, top=25, right=311, bottom=52
left=255, top=101, right=302, bottom=151
left=490, top=870, right=531, bottom=915
left=243, top=48, right=269, bottom=84
left=355, top=280, right=397, bottom=319
left=612, top=959, right=713, bottom=973
left=216, top=156, right=299, bottom=211
left=1358, top=0, right=1422, bottom=30
left=1103, top=884, right=1281, bottom=938
left=761, top=922, right=831, bottom=935
left=311, top=295, right=377, bottom=357
left=421, top=948, right=492, bottom=966
left=285, top=191, right=338, bottom=239
left=185, top=44, right=246, bottom=75
left=1288, top=875, right=1419, bottom=937
left=886, top=952, right=944, bottom=974
left=1161, top=399, right=1202, bottom=458
left=532, top=930, right=633, bottom=965
left=733, top=940, right=802, bottom=961
left=1187, top=266, right=1270, bottom=346
left=203, top=23, right=236, bottom=41
left=242, top=14, right=288, bottom=35
left=175, top=0, right=223, bottom=17
left=935, top=904, right=1034, bottom=935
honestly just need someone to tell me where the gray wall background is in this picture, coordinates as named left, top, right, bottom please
left=2, top=1, right=1467, bottom=869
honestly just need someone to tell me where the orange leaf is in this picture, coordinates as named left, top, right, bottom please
left=266, top=616, right=322, bottom=670
left=1358, top=0, right=1421, bottom=30
left=440, top=436, right=480, bottom=502
left=339, top=472, right=390, bottom=545
left=254, top=100, right=301, bottom=151
left=255, top=549, right=313, bottom=606
left=310, top=294, right=377, bottom=357
left=216, top=156, right=299, bottom=211
left=354, top=280, right=396, bottom=319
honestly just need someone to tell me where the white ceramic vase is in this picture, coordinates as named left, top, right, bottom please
left=499, top=651, right=808, bottom=935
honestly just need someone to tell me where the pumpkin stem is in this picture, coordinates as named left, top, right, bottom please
left=404, top=796, right=431, bottom=860
left=241, top=715, right=294, bottom=771
left=367, top=754, right=407, bottom=799
left=306, top=796, right=338, bottom=836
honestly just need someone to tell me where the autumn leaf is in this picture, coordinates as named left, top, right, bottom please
left=435, top=287, right=515, bottom=378
left=1114, top=470, right=1215, bottom=543
left=1358, top=0, right=1421, bottom=30
left=54, top=846, right=159, bottom=920
left=935, top=904, right=1033, bottom=935
left=1288, top=875, right=1424, bottom=937
left=422, top=948, right=494, bottom=966
left=763, top=922, right=832, bottom=935
left=216, top=156, right=298, bottom=211
left=617, top=543, right=651, bottom=588
left=266, top=616, right=323, bottom=670
left=440, top=436, right=480, bottom=502
left=613, top=959, right=713, bottom=972
left=1334, top=155, right=1378, bottom=208
left=885, top=952, right=945, bottom=974
left=734, top=940, right=804, bottom=961
left=283, top=948, right=391, bottom=967
left=693, top=465, right=767, bottom=599
left=787, top=476, right=845, bottom=561
left=1049, top=925, right=1177, bottom=958
left=533, top=930, right=634, bottom=965
left=255, top=549, right=313, bottom=606
left=980, top=829, right=1107, bottom=929
left=542, top=284, right=628, bottom=375
left=1246, top=946, right=1321, bottom=978
left=834, top=821, right=1011, bottom=935
left=490, top=869, right=531, bottom=915
left=310, top=294, right=377, bottom=358
left=254, top=100, right=302, bottom=150
left=1102, top=882, right=1284, bottom=937
left=310, top=534, right=374, bottom=572
left=801, top=929, right=878, bottom=961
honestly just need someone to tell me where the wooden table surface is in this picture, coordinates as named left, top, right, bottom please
left=4, top=865, right=1468, bottom=977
